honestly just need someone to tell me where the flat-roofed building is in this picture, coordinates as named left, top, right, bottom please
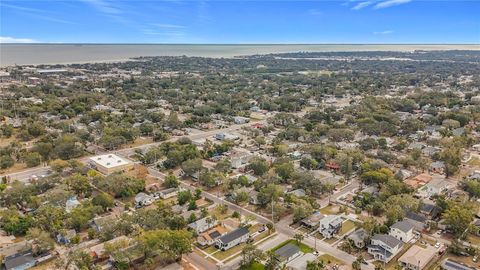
left=89, top=154, right=133, bottom=175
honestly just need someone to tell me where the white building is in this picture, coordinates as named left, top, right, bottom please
left=188, top=217, right=217, bottom=234
left=368, top=234, right=404, bottom=263
left=215, top=227, right=249, bottom=251
left=390, top=220, right=415, bottom=243
left=89, top=154, right=134, bottom=175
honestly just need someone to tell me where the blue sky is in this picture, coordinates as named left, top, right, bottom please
left=1, top=0, right=479, bottom=43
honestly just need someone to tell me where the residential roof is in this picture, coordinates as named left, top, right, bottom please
left=348, top=229, right=368, bottom=242
left=4, top=252, right=35, bottom=270
left=441, top=259, right=477, bottom=270
left=391, top=220, right=415, bottom=233
left=399, top=245, right=436, bottom=270
left=217, top=227, right=249, bottom=244
left=371, top=234, right=403, bottom=249
left=275, top=243, right=301, bottom=261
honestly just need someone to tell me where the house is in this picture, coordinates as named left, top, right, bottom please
left=4, top=252, right=36, bottom=270
left=420, top=202, right=441, bottom=219
left=347, top=229, right=369, bottom=248
left=441, top=259, right=477, bottom=270
left=91, top=213, right=119, bottom=232
left=288, top=189, right=306, bottom=197
left=157, top=188, right=178, bottom=199
left=429, top=161, right=445, bottom=174
left=233, top=116, right=250, bottom=124
left=301, top=212, right=324, bottom=228
left=390, top=220, right=415, bottom=243
left=249, top=190, right=260, bottom=205
left=188, top=217, right=217, bottom=234
left=89, top=236, right=131, bottom=260
left=88, top=154, right=133, bottom=175
left=405, top=211, right=428, bottom=231
left=215, top=132, right=239, bottom=141
left=418, top=178, right=453, bottom=198
left=215, top=227, right=250, bottom=251
left=65, top=197, right=80, bottom=213
left=319, top=215, right=343, bottom=239
left=368, top=234, right=404, bottom=263
left=135, top=192, right=154, bottom=207
left=56, top=229, right=76, bottom=245
left=398, top=245, right=436, bottom=270
left=230, top=151, right=252, bottom=169
left=275, top=243, right=303, bottom=264
left=197, top=226, right=229, bottom=246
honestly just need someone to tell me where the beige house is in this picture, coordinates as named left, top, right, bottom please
left=89, top=154, right=133, bottom=175
left=398, top=245, right=436, bottom=270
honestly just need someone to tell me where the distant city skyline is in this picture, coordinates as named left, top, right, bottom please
left=1, top=0, right=479, bottom=44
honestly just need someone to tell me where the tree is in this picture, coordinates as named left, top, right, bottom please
left=135, top=229, right=192, bottom=262
left=50, top=159, right=69, bottom=172
left=54, top=135, right=83, bottom=160
left=94, top=173, right=145, bottom=198
left=248, top=157, right=269, bottom=176
left=306, top=260, right=325, bottom=270
left=177, top=190, right=193, bottom=205
left=164, top=173, right=180, bottom=188
left=26, top=228, right=55, bottom=256
left=215, top=159, right=231, bottom=174
left=440, top=146, right=462, bottom=177
left=66, top=174, right=92, bottom=197
left=92, top=193, right=115, bottom=211
left=24, top=152, right=42, bottom=167
left=443, top=201, right=475, bottom=238
left=240, top=243, right=264, bottom=269
left=352, top=256, right=363, bottom=270
left=294, top=233, right=304, bottom=244
left=181, top=158, right=203, bottom=176
left=0, top=155, right=14, bottom=169
left=35, top=204, right=66, bottom=233
left=0, top=209, right=34, bottom=235
left=274, top=162, right=294, bottom=182
left=265, top=250, right=280, bottom=270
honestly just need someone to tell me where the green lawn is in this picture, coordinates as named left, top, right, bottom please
left=271, top=239, right=314, bottom=253
left=244, top=262, right=265, bottom=270
left=339, top=220, right=356, bottom=236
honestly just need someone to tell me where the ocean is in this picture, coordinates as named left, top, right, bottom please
left=1, top=44, right=479, bottom=67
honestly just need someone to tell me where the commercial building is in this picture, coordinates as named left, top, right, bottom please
left=89, top=154, right=133, bottom=175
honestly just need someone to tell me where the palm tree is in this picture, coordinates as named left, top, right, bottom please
left=294, top=233, right=304, bottom=245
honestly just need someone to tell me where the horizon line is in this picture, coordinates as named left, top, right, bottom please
left=2, top=43, right=479, bottom=46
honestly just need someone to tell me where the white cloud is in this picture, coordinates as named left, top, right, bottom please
left=373, top=30, right=393, bottom=35
left=81, top=0, right=121, bottom=15
left=374, top=0, right=412, bottom=9
left=0, top=36, right=38, bottom=43
left=352, top=1, right=373, bottom=10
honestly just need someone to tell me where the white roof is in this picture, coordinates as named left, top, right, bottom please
left=89, top=154, right=131, bottom=168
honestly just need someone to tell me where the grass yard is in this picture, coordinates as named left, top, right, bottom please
left=323, top=237, right=338, bottom=245
left=271, top=239, right=314, bottom=253
left=212, top=242, right=246, bottom=260
left=244, top=262, right=265, bottom=270
left=318, top=254, right=344, bottom=265
left=468, top=157, right=480, bottom=168
left=202, top=246, right=217, bottom=254
left=339, top=220, right=356, bottom=236
left=319, top=205, right=338, bottom=215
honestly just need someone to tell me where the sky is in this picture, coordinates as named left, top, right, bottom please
left=0, top=0, right=479, bottom=44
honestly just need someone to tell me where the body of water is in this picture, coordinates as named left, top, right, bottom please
left=1, top=44, right=479, bottom=66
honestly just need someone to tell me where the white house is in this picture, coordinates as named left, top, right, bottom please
left=368, top=234, right=404, bottom=263
left=188, top=217, right=217, bottom=234
left=230, top=151, right=252, bottom=169
left=157, top=188, right=178, bottom=199
left=233, top=116, right=250, bottom=124
left=389, top=220, right=415, bottom=243
left=135, top=193, right=154, bottom=207
left=319, top=215, right=343, bottom=239
left=215, top=227, right=249, bottom=251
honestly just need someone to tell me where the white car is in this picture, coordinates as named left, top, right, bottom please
left=435, top=242, right=441, bottom=248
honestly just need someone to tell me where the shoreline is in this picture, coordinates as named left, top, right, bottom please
left=1, top=44, right=479, bottom=67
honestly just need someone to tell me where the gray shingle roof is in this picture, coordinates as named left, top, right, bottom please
left=371, top=234, right=403, bottom=249
left=275, top=243, right=301, bottom=260
left=217, top=227, right=249, bottom=244
left=391, top=220, right=415, bottom=233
